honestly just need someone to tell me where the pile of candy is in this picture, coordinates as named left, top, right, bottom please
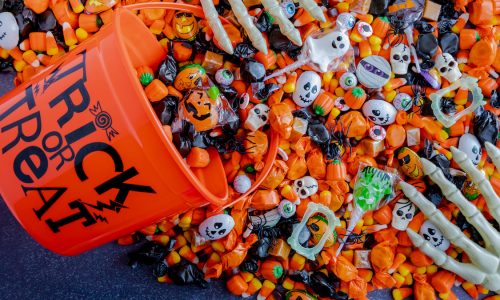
left=1, top=0, right=500, bottom=299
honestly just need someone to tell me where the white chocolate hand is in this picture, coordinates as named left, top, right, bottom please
left=201, top=0, right=325, bottom=54
left=400, top=143, right=500, bottom=293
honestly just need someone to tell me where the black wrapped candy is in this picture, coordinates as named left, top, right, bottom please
left=167, top=262, right=208, bottom=288
left=128, top=242, right=169, bottom=267
left=473, top=109, right=499, bottom=146
left=241, top=59, right=266, bottom=83
left=158, top=54, right=178, bottom=85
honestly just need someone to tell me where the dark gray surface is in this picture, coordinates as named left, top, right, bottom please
left=0, top=72, right=475, bottom=300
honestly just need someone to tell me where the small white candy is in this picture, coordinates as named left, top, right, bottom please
left=339, top=72, right=357, bottom=89
left=419, top=220, right=450, bottom=251
left=393, top=93, right=413, bottom=111
left=278, top=200, right=296, bottom=218
left=199, top=214, right=235, bottom=240
left=233, top=174, right=252, bottom=193
left=0, top=12, right=20, bottom=50
left=356, top=21, right=373, bottom=38
left=336, top=13, right=355, bottom=30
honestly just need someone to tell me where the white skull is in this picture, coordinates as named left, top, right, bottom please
left=292, top=71, right=321, bottom=107
left=304, top=30, right=350, bottom=73
left=391, top=199, right=416, bottom=231
left=244, top=104, right=270, bottom=132
left=458, top=133, right=482, bottom=166
left=0, top=12, right=20, bottom=50
left=198, top=214, right=235, bottom=240
left=435, top=53, right=462, bottom=83
left=390, top=44, right=411, bottom=75
left=419, top=220, right=450, bottom=251
left=293, top=176, right=318, bottom=199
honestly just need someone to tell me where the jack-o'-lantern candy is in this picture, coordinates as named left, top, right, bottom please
left=180, top=89, right=218, bottom=132
left=174, top=64, right=207, bottom=91
left=397, top=147, right=423, bottom=179
left=285, top=290, right=317, bottom=300
left=173, top=12, right=199, bottom=41
left=306, top=214, right=337, bottom=248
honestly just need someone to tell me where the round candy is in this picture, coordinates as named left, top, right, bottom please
left=0, top=12, right=20, bottom=50
left=356, top=56, right=391, bottom=89
left=334, top=97, right=350, bottom=111
left=393, top=93, right=413, bottom=111
left=199, top=214, right=235, bottom=240
left=369, top=125, right=386, bottom=141
left=336, top=12, right=355, bottom=31
left=339, top=72, right=357, bottom=89
left=281, top=0, right=296, bottom=18
left=357, top=21, right=373, bottom=38
left=293, top=71, right=321, bottom=107
left=278, top=200, right=296, bottom=218
left=234, top=174, right=252, bottom=193
left=215, top=68, right=234, bottom=86
left=362, top=100, right=397, bottom=125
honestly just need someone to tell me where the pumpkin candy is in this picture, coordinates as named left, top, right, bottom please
left=174, top=64, right=207, bottom=91
left=312, top=91, right=335, bottom=116
left=180, top=89, right=218, bottom=132
left=172, top=11, right=198, bottom=41
left=371, top=16, right=390, bottom=39
left=344, top=87, right=367, bottom=109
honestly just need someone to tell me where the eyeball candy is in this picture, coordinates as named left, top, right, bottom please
left=278, top=200, right=296, bottom=218
left=281, top=0, right=296, bottom=18
left=335, top=97, right=350, bottom=111
left=336, top=12, right=356, bottom=31
left=393, top=93, right=413, bottom=111
left=233, top=174, right=252, bottom=193
left=293, top=71, right=321, bottom=107
left=215, top=68, right=234, bottom=86
left=362, top=100, right=397, bottom=126
left=369, top=125, right=386, bottom=141
left=356, top=21, right=373, bottom=38
left=0, top=12, right=20, bottom=50
left=356, top=56, right=391, bottom=89
left=199, top=214, right=235, bottom=240
left=339, top=72, right=358, bottom=89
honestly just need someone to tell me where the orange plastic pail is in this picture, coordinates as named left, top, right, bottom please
left=0, top=7, right=233, bottom=255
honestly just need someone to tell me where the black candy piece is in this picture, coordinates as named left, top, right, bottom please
left=289, top=270, right=310, bottom=283
left=157, top=55, right=178, bottom=85
left=167, top=262, right=208, bottom=288
left=440, top=97, right=456, bottom=114
left=37, top=10, right=57, bottom=31
left=252, top=82, right=279, bottom=101
left=233, top=43, right=257, bottom=59
left=127, top=242, right=169, bottom=266
left=308, top=121, right=330, bottom=146
left=249, top=237, right=271, bottom=259
left=363, top=233, right=377, bottom=249
left=369, top=0, right=390, bottom=15
left=423, top=184, right=443, bottom=206
left=241, top=59, right=266, bottom=83
left=309, top=271, right=337, bottom=298
left=240, top=259, right=259, bottom=273
left=474, top=109, right=499, bottom=146
left=415, top=21, right=435, bottom=34
left=416, top=33, right=438, bottom=60
left=293, top=108, right=313, bottom=121
left=490, top=90, right=500, bottom=108
left=439, top=32, right=459, bottom=55
left=153, top=260, right=169, bottom=277
left=430, top=153, right=452, bottom=179
left=15, top=8, right=36, bottom=39
left=334, top=291, right=349, bottom=300
left=160, top=96, right=179, bottom=125
left=269, top=28, right=293, bottom=52
left=256, top=12, right=273, bottom=33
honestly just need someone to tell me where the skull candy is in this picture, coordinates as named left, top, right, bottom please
left=294, top=176, right=318, bottom=199
left=304, top=30, right=350, bottom=73
left=391, top=199, right=416, bottom=231
left=390, top=44, right=411, bottom=75
left=435, top=53, right=462, bottom=82
left=419, top=220, right=450, bottom=251
left=244, top=104, right=270, bottom=131
left=293, top=71, right=321, bottom=107
left=198, top=214, right=235, bottom=240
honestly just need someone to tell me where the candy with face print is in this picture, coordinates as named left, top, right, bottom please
left=362, top=100, right=397, bottom=126
left=292, top=71, right=321, bottom=107
left=397, top=147, right=424, bottom=179
left=419, top=220, right=450, bottom=251
left=174, top=64, right=206, bottom=91
left=392, top=199, right=416, bottom=231
left=356, top=56, right=391, bottom=89
left=173, top=12, right=199, bottom=41
left=304, top=30, right=350, bottom=73
left=459, top=133, right=482, bottom=165
left=0, top=12, right=19, bottom=50
left=198, top=214, right=235, bottom=240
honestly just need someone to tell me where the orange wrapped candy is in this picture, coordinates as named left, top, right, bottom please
left=370, top=240, right=395, bottom=273
left=261, top=160, right=289, bottom=190
left=251, top=190, right=280, bottom=210
left=269, top=103, right=294, bottom=139
left=330, top=255, right=358, bottom=282
left=306, top=148, right=327, bottom=179
left=414, top=273, right=437, bottom=300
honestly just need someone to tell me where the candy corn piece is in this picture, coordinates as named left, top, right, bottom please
left=63, top=22, right=78, bottom=46
left=165, top=250, right=181, bottom=266
left=242, top=277, right=262, bottom=298
left=22, top=50, right=40, bottom=68
left=179, top=245, right=199, bottom=264
left=46, top=31, right=59, bottom=56
left=69, top=0, right=85, bottom=13
left=257, top=279, right=275, bottom=300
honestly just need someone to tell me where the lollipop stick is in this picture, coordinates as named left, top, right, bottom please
left=264, top=59, right=308, bottom=81
left=404, top=26, right=421, bottom=74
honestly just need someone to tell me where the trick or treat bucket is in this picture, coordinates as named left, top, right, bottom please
left=0, top=5, right=279, bottom=256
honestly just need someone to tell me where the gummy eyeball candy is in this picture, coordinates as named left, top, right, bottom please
left=215, top=68, right=234, bottom=86
left=278, top=200, right=296, bottom=218
left=0, top=12, right=20, bottom=50
left=369, top=125, right=386, bottom=141
left=293, top=71, right=321, bottom=107
left=339, top=72, right=358, bottom=89
left=281, top=0, right=296, bottom=18
left=233, top=174, right=252, bottom=193
left=393, top=93, right=413, bottom=111
left=335, top=97, right=350, bottom=111
left=336, top=12, right=356, bottom=30
left=362, top=100, right=397, bottom=125
left=356, top=21, right=373, bottom=38
left=199, top=214, right=235, bottom=240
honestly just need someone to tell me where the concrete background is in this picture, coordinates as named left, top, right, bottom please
left=0, top=72, right=478, bottom=299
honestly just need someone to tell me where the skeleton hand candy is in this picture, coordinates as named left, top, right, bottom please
left=399, top=144, right=500, bottom=293
left=201, top=0, right=325, bottom=54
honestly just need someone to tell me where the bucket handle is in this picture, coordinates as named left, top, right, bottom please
left=122, top=2, right=229, bottom=23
